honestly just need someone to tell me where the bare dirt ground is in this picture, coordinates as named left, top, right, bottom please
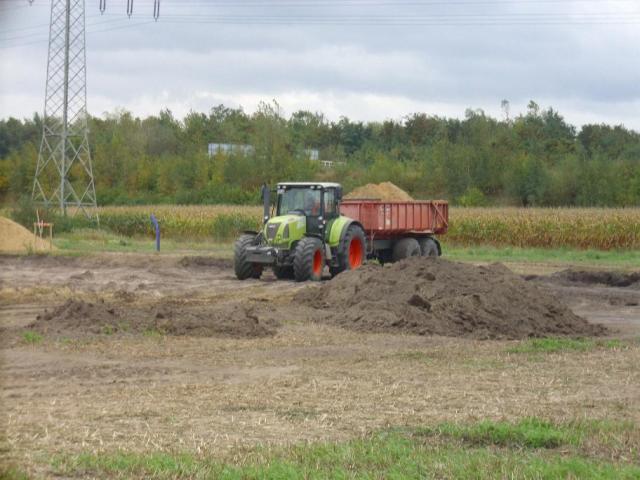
left=1, top=253, right=639, bottom=476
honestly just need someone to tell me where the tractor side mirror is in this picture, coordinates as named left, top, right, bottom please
left=335, top=186, right=343, bottom=201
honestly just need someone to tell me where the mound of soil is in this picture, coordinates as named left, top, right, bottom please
left=296, top=258, right=606, bottom=339
left=550, top=269, right=640, bottom=288
left=29, top=299, right=279, bottom=338
left=345, top=182, right=414, bottom=201
left=178, top=256, right=233, bottom=269
left=0, top=216, right=55, bottom=253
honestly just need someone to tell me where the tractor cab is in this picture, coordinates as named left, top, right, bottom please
left=274, top=182, right=342, bottom=236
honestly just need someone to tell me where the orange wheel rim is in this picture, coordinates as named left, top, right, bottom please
left=349, top=238, right=363, bottom=268
left=313, top=250, right=323, bottom=275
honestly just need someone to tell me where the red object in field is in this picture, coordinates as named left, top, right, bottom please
left=340, top=199, right=449, bottom=239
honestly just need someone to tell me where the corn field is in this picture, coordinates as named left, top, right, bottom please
left=449, top=208, right=640, bottom=250
left=87, top=205, right=640, bottom=250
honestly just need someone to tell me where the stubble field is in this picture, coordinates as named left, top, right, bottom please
left=1, top=250, right=639, bottom=478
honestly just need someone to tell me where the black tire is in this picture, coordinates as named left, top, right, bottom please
left=272, top=265, right=293, bottom=280
left=331, top=224, right=366, bottom=277
left=418, top=237, right=439, bottom=257
left=234, top=234, right=262, bottom=280
left=392, top=237, right=421, bottom=262
left=293, top=236, right=324, bottom=282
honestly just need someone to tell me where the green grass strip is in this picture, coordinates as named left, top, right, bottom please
left=51, top=422, right=640, bottom=480
left=507, top=338, right=623, bottom=354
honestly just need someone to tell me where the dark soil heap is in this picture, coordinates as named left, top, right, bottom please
left=550, top=269, right=640, bottom=289
left=30, top=299, right=279, bottom=338
left=296, top=258, right=606, bottom=339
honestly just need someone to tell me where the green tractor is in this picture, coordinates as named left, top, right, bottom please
left=234, top=182, right=366, bottom=282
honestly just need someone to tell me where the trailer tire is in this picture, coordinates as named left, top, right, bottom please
left=331, top=224, right=366, bottom=277
left=293, top=237, right=324, bottom=282
left=418, top=237, right=439, bottom=257
left=272, top=265, right=293, bottom=280
left=234, top=234, right=262, bottom=280
left=392, top=237, right=421, bottom=262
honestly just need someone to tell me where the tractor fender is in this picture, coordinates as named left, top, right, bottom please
left=330, top=218, right=365, bottom=249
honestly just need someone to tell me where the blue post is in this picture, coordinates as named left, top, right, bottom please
left=150, top=214, right=160, bottom=252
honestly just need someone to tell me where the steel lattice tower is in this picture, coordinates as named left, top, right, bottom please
left=33, top=0, right=96, bottom=217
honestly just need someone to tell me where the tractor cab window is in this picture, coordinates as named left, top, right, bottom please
left=278, top=187, right=321, bottom=217
left=324, top=189, right=336, bottom=217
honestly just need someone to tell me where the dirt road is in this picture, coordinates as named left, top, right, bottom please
left=1, top=254, right=639, bottom=476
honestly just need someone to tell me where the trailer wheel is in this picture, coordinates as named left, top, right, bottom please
left=331, top=224, right=366, bottom=277
left=234, top=234, right=263, bottom=280
left=293, top=237, right=324, bottom=282
left=392, top=237, right=421, bottom=262
left=418, top=237, right=439, bottom=257
left=272, top=265, right=293, bottom=280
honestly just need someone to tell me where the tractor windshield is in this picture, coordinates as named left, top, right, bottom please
left=277, top=187, right=322, bottom=216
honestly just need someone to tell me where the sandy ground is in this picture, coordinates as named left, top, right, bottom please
left=1, top=253, right=639, bottom=475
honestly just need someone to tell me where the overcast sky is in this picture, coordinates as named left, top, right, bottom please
left=1, top=0, right=640, bottom=129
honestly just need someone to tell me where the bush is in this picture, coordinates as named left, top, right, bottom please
left=457, top=187, right=487, bottom=207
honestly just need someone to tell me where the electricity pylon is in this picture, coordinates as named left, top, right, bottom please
left=32, top=0, right=97, bottom=217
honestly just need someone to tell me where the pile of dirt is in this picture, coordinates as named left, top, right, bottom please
left=344, top=182, right=414, bottom=201
left=178, top=256, right=233, bottom=269
left=296, top=258, right=606, bottom=339
left=28, top=299, right=279, bottom=338
left=550, top=269, right=640, bottom=288
left=0, top=216, right=55, bottom=253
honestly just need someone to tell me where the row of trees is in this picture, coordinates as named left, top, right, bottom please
left=1, top=101, right=639, bottom=206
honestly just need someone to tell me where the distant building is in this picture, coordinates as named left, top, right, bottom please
left=208, top=143, right=333, bottom=166
left=207, top=143, right=254, bottom=157
left=305, top=148, right=319, bottom=161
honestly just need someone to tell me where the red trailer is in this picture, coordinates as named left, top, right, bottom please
left=340, top=199, right=449, bottom=262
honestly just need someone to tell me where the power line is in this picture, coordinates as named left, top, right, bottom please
left=0, top=19, right=155, bottom=49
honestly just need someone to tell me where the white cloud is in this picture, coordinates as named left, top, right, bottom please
left=2, top=0, right=640, bottom=129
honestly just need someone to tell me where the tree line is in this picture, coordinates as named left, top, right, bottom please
left=1, top=100, right=639, bottom=207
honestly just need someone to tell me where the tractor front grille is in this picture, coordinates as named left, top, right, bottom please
left=266, top=222, right=281, bottom=241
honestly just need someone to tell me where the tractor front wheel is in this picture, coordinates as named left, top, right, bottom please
left=234, top=234, right=263, bottom=280
left=293, top=237, right=324, bottom=282
left=330, top=224, right=366, bottom=277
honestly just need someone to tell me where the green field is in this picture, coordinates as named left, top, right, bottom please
left=3, top=419, right=634, bottom=479
left=49, top=229, right=640, bottom=270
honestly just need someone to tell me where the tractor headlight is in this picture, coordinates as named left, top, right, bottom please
left=283, top=224, right=290, bottom=239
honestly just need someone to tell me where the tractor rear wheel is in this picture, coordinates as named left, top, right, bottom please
left=272, top=265, right=294, bottom=280
left=234, top=234, right=263, bottom=280
left=330, top=224, right=366, bottom=277
left=392, top=237, right=421, bottom=262
left=293, top=237, right=324, bottom=282
left=418, top=237, right=439, bottom=257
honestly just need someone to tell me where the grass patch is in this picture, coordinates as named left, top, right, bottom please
left=445, top=245, right=640, bottom=268
left=143, top=328, right=165, bottom=338
left=507, top=337, right=624, bottom=354
left=53, top=230, right=233, bottom=256
left=0, top=466, right=31, bottom=480
left=417, top=418, right=577, bottom=449
left=50, top=419, right=640, bottom=479
left=21, top=330, right=43, bottom=345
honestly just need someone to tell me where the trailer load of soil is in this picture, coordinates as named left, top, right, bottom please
left=0, top=216, right=55, bottom=253
left=345, top=182, right=414, bottom=201
left=27, top=299, right=279, bottom=338
left=296, top=258, right=606, bottom=339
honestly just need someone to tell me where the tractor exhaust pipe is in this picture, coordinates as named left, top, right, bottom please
left=261, top=183, right=270, bottom=224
